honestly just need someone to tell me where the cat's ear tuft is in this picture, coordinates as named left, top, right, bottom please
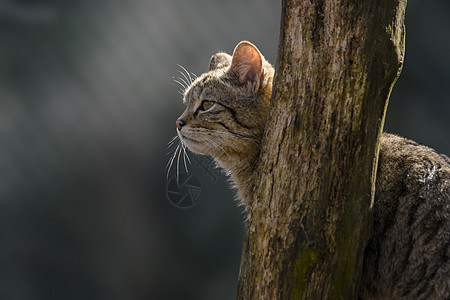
left=209, top=53, right=232, bottom=71
left=229, top=41, right=263, bottom=87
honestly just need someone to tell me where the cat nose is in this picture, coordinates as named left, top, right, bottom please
left=176, top=119, right=185, bottom=131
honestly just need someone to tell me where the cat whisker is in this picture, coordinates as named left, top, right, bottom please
left=177, top=64, right=194, bottom=85
left=176, top=142, right=183, bottom=183
left=171, top=81, right=186, bottom=95
left=166, top=144, right=179, bottom=171
left=210, top=130, right=259, bottom=143
left=178, top=70, right=192, bottom=87
left=165, top=149, right=176, bottom=156
left=166, top=144, right=180, bottom=179
left=181, top=144, right=190, bottom=173
left=171, top=77, right=186, bottom=88
left=168, top=135, right=179, bottom=144
left=173, top=78, right=188, bottom=90
left=214, top=143, right=231, bottom=159
left=182, top=144, right=192, bottom=164
left=206, top=139, right=231, bottom=159
left=167, top=135, right=179, bottom=149
left=177, top=71, right=190, bottom=89
left=167, top=141, right=178, bottom=151
left=191, top=128, right=256, bottom=142
left=167, top=140, right=177, bottom=149
left=166, top=145, right=176, bottom=170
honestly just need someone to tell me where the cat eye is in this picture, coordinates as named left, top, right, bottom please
left=200, top=100, right=215, bottom=111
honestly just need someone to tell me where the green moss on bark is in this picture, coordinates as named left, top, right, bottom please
left=291, top=249, right=319, bottom=299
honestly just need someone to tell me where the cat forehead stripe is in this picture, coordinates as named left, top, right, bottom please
left=184, top=73, right=229, bottom=103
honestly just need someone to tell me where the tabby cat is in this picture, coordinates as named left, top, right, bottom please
left=173, top=41, right=450, bottom=299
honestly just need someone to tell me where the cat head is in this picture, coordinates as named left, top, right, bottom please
left=175, top=41, right=274, bottom=166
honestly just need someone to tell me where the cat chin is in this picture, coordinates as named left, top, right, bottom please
left=185, top=146, right=206, bottom=155
left=180, top=137, right=207, bottom=155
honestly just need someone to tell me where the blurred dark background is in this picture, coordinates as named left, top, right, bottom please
left=0, top=0, right=448, bottom=299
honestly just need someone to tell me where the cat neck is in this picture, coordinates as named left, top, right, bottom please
left=215, top=147, right=261, bottom=206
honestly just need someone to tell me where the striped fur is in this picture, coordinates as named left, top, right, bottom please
left=175, top=41, right=450, bottom=298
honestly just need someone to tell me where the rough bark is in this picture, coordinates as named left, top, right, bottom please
left=237, top=0, right=406, bottom=299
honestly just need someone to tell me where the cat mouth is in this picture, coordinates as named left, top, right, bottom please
left=179, top=133, right=202, bottom=147
left=181, top=135, right=199, bottom=145
left=178, top=130, right=209, bottom=154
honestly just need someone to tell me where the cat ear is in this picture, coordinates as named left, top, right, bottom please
left=229, top=41, right=263, bottom=87
left=209, top=53, right=232, bottom=71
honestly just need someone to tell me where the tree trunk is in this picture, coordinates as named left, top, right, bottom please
left=237, top=0, right=406, bottom=299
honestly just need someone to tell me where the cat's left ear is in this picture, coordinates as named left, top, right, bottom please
left=229, top=41, right=263, bottom=89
